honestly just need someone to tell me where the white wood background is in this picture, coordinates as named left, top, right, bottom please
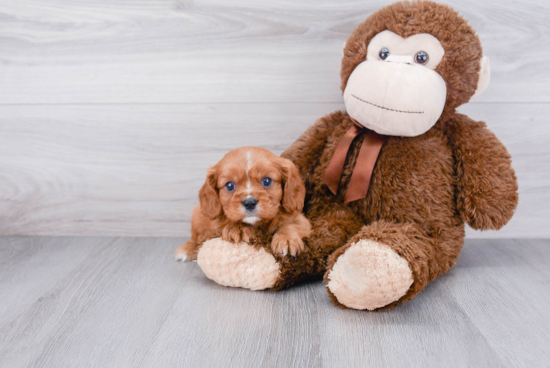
left=0, top=0, right=548, bottom=237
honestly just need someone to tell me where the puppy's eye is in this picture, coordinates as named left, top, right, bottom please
left=379, top=48, right=390, bottom=60
left=225, top=181, right=235, bottom=192
left=414, top=51, right=429, bottom=65
left=261, top=177, right=272, bottom=188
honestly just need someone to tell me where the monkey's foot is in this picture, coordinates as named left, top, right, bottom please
left=325, top=239, right=413, bottom=310
left=197, top=238, right=280, bottom=290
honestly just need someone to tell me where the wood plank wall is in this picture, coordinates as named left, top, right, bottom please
left=0, top=0, right=548, bottom=237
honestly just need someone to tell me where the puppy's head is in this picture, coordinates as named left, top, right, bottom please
left=199, top=147, right=305, bottom=225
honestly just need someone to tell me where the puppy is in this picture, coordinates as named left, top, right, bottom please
left=175, top=146, right=311, bottom=261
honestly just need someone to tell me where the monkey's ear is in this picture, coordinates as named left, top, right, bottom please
left=199, top=167, right=222, bottom=219
left=471, top=56, right=491, bottom=99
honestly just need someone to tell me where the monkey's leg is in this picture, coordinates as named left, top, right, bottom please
left=269, top=204, right=364, bottom=290
left=197, top=204, right=363, bottom=291
left=324, top=220, right=464, bottom=311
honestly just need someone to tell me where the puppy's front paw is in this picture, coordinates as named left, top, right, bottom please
left=222, top=224, right=256, bottom=244
left=174, top=240, right=197, bottom=262
left=271, top=232, right=306, bottom=256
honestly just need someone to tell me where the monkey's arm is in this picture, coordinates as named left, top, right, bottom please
left=281, top=111, right=343, bottom=185
left=445, top=114, right=518, bottom=230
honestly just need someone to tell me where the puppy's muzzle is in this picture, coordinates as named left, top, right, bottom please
left=242, top=198, right=258, bottom=211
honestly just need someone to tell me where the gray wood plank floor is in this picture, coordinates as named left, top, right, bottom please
left=0, top=237, right=548, bottom=368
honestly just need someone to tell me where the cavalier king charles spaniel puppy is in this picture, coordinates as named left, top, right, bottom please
left=175, top=146, right=311, bottom=261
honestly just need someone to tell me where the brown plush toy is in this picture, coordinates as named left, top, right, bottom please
left=193, top=0, right=518, bottom=311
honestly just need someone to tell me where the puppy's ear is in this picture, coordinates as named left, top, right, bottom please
left=279, top=157, right=306, bottom=213
left=199, top=167, right=222, bottom=219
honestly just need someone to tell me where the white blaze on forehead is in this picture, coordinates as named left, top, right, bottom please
left=246, top=150, right=254, bottom=171
left=245, top=150, right=254, bottom=195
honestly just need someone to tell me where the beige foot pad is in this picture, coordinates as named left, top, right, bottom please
left=327, top=239, right=413, bottom=310
left=197, top=238, right=280, bottom=290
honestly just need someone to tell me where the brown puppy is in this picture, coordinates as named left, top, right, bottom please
left=175, top=147, right=311, bottom=261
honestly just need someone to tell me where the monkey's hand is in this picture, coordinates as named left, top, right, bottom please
left=445, top=115, right=518, bottom=230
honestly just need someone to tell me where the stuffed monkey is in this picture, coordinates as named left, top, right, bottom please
left=195, top=1, right=518, bottom=311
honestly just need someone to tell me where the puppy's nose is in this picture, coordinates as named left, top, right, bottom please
left=242, top=198, right=258, bottom=211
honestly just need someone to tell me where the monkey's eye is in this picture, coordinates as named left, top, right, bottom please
left=415, top=51, right=429, bottom=65
left=379, top=48, right=390, bottom=60
left=261, top=177, right=272, bottom=188
left=225, top=181, right=235, bottom=192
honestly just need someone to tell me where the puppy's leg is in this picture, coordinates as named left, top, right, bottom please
left=175, top=205, right=217, bottom=261
left=272, top=230, right=304, bottom=256
left=221, top=222, right=256, bottom=244
left=175, top=240, right=199, bottom=262
left=271, top=214, right=311, bottom=256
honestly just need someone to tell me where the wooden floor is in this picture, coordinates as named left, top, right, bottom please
left=0, top=237, right=549, bottom=367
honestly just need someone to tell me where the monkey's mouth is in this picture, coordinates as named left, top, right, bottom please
left=351, top=94, right=424, bottom=114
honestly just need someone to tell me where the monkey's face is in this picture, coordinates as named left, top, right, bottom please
left=344, top=30, right=448, bottom=137
left=341, top=2, right=491, bottom=132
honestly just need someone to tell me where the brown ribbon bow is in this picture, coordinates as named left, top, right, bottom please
left=324, top=117, right=386, bottom=203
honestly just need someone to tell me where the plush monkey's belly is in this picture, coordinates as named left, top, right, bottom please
left=313, top=129, right=456, bottom=226
left=359, top=133, right=456, bottom=225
